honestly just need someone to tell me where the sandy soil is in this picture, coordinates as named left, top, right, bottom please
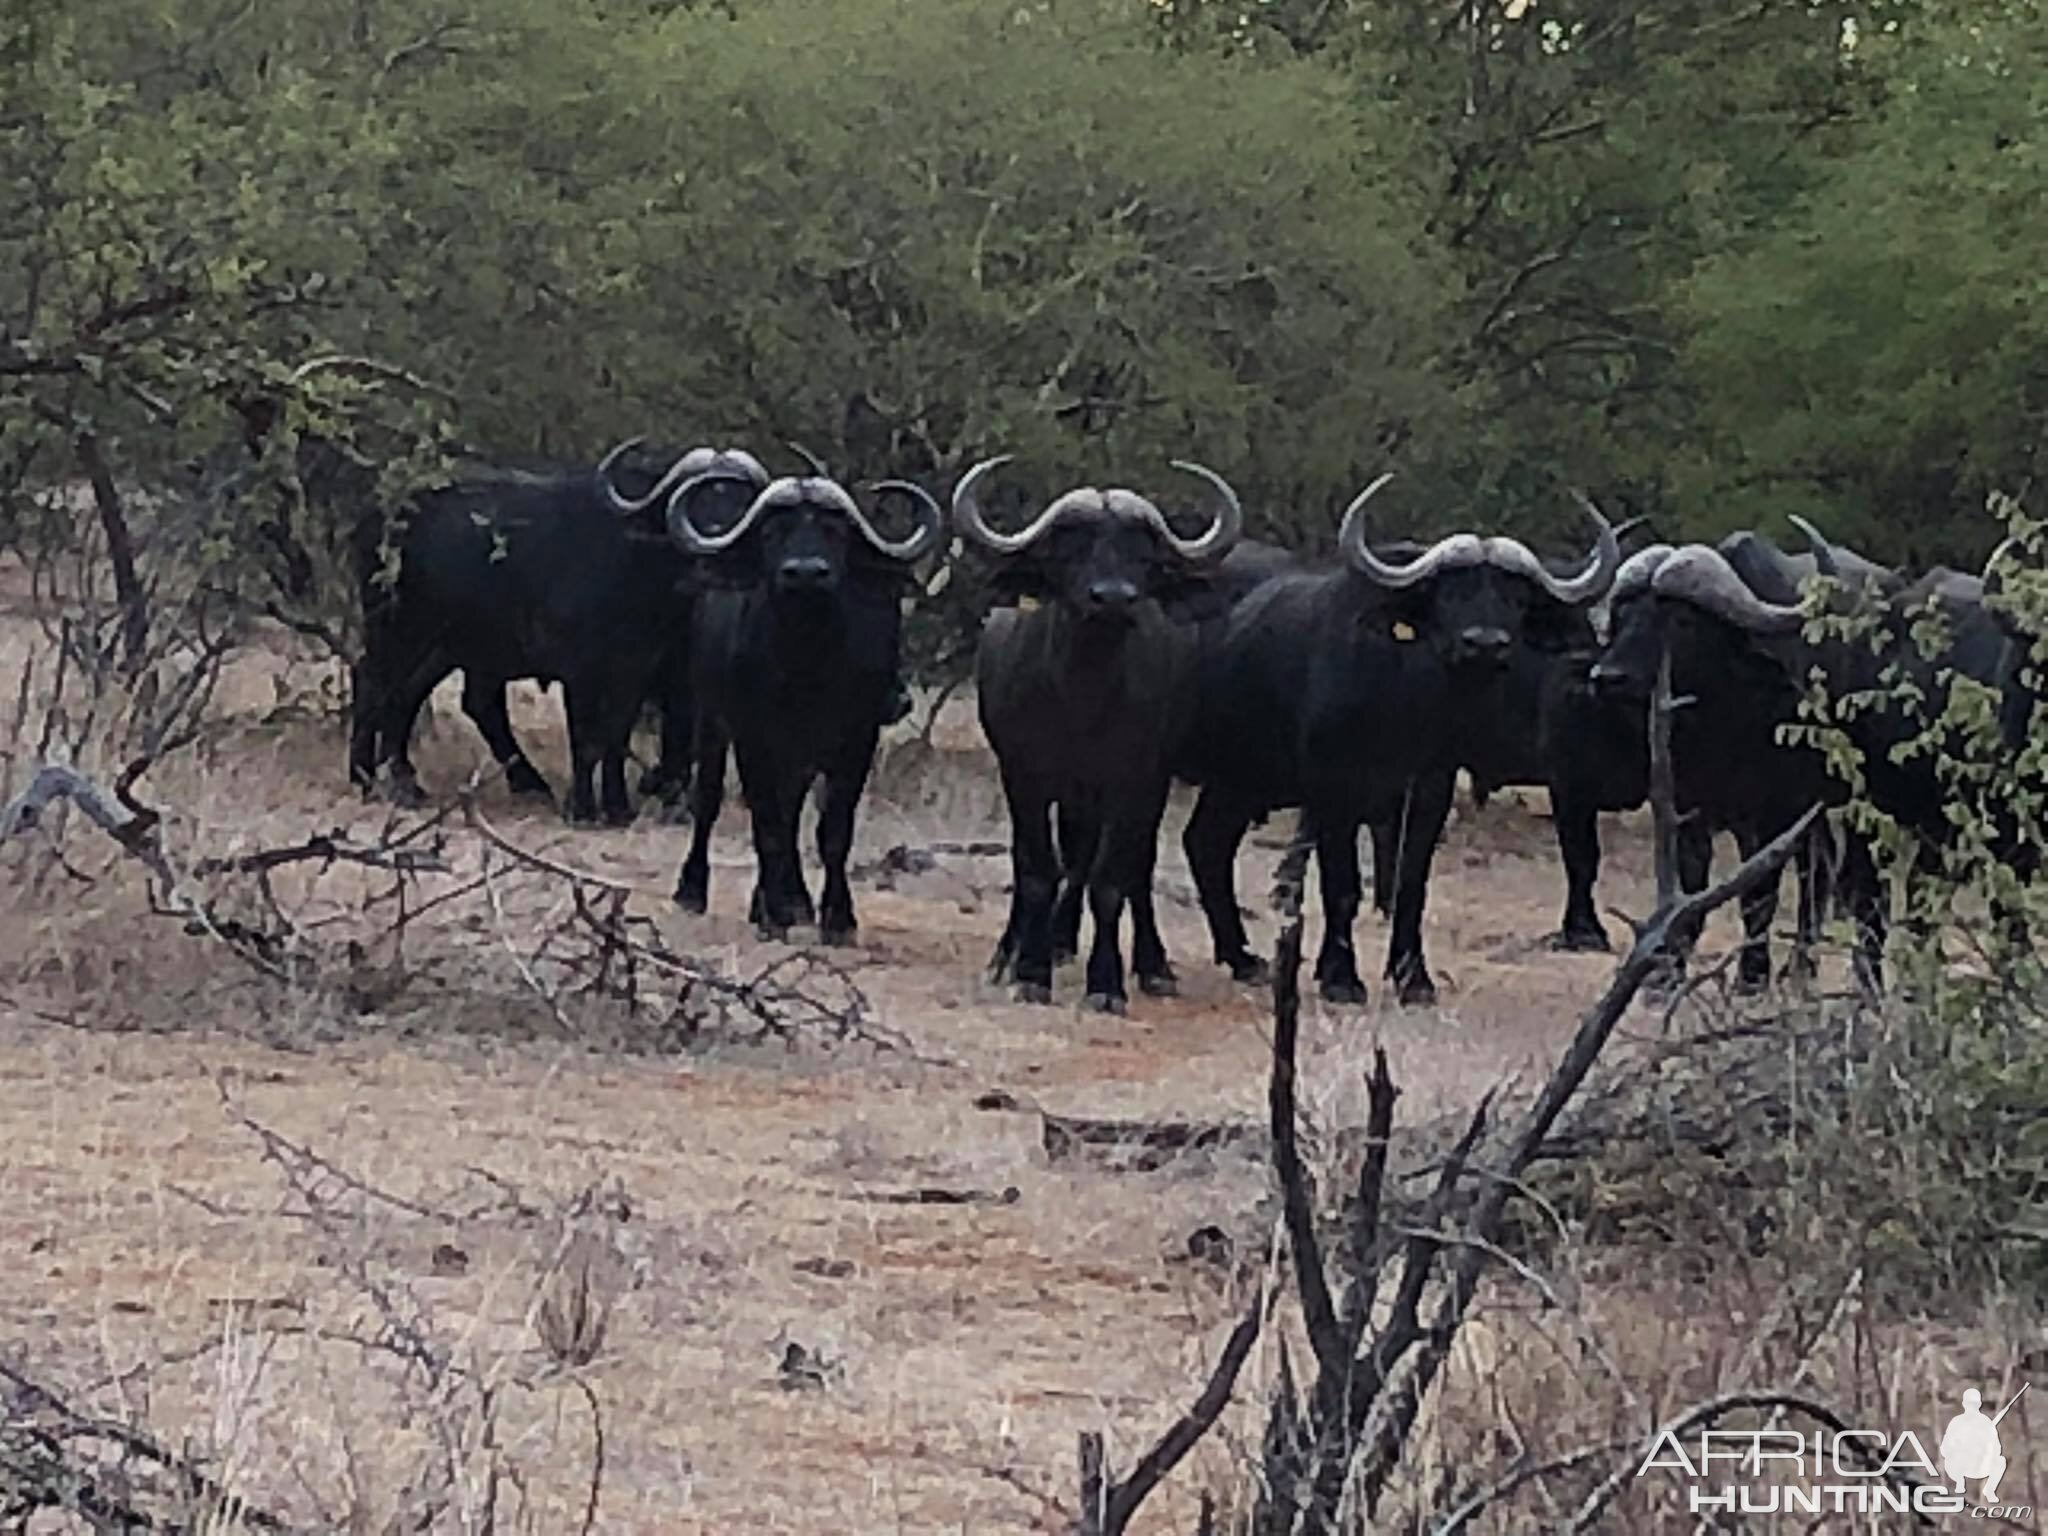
left=1, top=605, right=2033, bottom=1534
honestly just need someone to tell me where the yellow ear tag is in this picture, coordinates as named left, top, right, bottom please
left=1017, top=595, right=1042, bottom=613
left=1391, top=620, right=1417, bottom=642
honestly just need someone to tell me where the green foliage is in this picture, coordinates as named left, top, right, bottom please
left=1674, top=4, right=2048, bottom=560
left=2, top=0, right=2043, bottom=643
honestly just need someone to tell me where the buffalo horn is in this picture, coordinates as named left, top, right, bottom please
left=953, top=457, right=1095, bottom=555
left=1103, top=461, right=1245, bottom=563
left=787, top=441, right=831, bottom=478
left=1477, top=492, right=1619, bottom=606
left=1982, top=537, right=2017, bottom=600
left=668, top=474, right=802, bottom=555
left=1786, top=514, right=1841, bottom=580
left=847, top=479, right=945, bottom=562
left=1338, top=481, right=1489, bottom=589
left=1651, top=545, right=1808, bottom=633
left=598, top=439, right=722, bottom=514
left=1338, top=472, right=1444, bottom=589
left=1612, top=543, right=1676, bottom=601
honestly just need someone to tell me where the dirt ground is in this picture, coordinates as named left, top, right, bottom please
left=1, top=605, right=2036, bottom=1533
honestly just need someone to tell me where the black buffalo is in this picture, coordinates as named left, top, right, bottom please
left=1360, top=528, right=1661, bottom=955
left=1585, top=529, right=1860, bottom=987
left=1177, top=478, right=1620, bottom=1005
left=960, top=458, right=1245, bottom=1012
left=1589, top=524, right=2028, bottom=987
left=669, top=469, right=944, bottom=941
left=1041, top=536, right=1313, bottom=975
left=348, top=442, right=765, bottom=822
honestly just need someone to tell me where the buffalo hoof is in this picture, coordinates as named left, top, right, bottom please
left=988, top=951, right=1015, bottom=984
left=1225, top=954, right=1269, bottom=985
left=1136, top=970, right=1178, bottom=998
left=1395, top=975, right=1438, bottom=1008
left=504, top=760, right=552, bottom=798
left=387, top=776, right=428, bottom=810
left=673, top=876, right=709, bottom=914
left=638, top=765, right=689, bottom=802
left=1733, top=969, right=1770, bottom=998
left=601, top=804, right=634, bottom=829
left=564, top=801, right=602, bottom=826
left=1015, top=981, right=1053, bottom=1006
left=1547, top=925, right=1613, bottom=954
left=1319, top=979, right=1369, bottom=1006
left=1085, top=991, right=1128, bottom=1016
left=755, top=920, right=791, bottom=943
left=820, top=922, right=857, bottom=948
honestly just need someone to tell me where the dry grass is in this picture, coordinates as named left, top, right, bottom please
left=2, top=596, right=2040, bottom=1533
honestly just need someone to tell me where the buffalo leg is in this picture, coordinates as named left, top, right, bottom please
left=639, top=648, right=694, bottom=806
left=1312, top=810, right=1370, bottom=1005
left=1050, top=802, right=1091, bottom=963
left=1081, top=795, right=1162, bottom=1015
left=1732, top=822, right=1780, bottom=994
left=998, top=802, right=1087, bottom=977
left=997, top=765, right=1059, bottom=1004
left=348, top=662, right=383, bottom=796
left=1369, top=817, right=1396, bottom=919
left=1128, top=793, right=1176, bottom=998
left=1649, top=819, right=1716, bottom=995
left=815, top=732, right=878, bottom=945
left=675, top=719, right=730, bottom=913
left=375, top=652, right=450, bottom=809
left=562, top=681, right=605, bottom=824
left=459, top=675, right=552, bottom=799
left=562, top=673, right=639, bottom=826
left=1382, top=770, right=1454, bottom=1007
left=595, top=675, right=643, bottom=826
left=737, top=740, right=810, bottom=940
left=1547, top=778, right=1612, bottom=952
left=1183, top=785, right=1266, bottom=982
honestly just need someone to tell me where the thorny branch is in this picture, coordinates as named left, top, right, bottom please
left=3, top=757, right=908, bottom=1055
left=1072, top=768, right=1821, bottom=1531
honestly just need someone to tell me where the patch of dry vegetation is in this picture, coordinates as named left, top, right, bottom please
left=2, top=569, right=2041, bottom=1533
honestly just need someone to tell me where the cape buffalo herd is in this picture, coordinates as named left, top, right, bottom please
left=346, top=440, right=2042, bottom=1008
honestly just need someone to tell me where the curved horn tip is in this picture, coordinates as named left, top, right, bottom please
left=1786, top=513, right=1841, bottom=577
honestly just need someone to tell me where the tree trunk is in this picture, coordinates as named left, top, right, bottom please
left=76, top=430, right=148, bottom=676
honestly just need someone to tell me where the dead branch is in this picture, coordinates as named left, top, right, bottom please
left=0, top=1355, right=297, bottom=1532
left=1075, top=1292, right=1264, bottom=1536
left=215, top=1077, right=457, bottom=1225
left=1269, top=904, right=1342, bottom=1375
left=1234, top=796, right=1824, bottom=1532
left=192, top=829, right=448, bottom=878
left=852, top=1184, right=1023, bottom=1206
left=1, top=762, right=168, bottom=870
left=1648, top=645, right=1688, bottom=910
